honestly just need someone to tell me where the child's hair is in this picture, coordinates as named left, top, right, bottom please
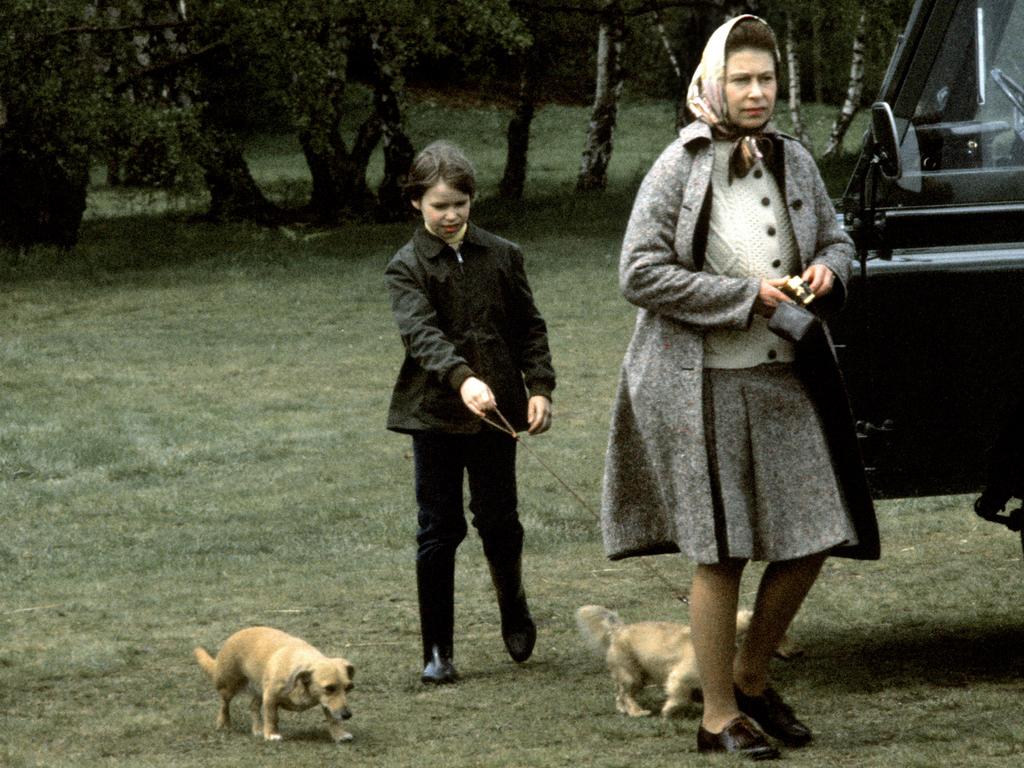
left=725, top=17, right=780, bottom=73
left=404, top=140, right=477, bottom=202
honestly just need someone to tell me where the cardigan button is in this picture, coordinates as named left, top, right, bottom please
left=754, top=169, right=763, bottom=178
left=761, top=197, right=771, bottom=206
left=772, top=259, right=781, bottom=268
left=767, top=225, right=776, bottom=236
left=792, top=199, right=803, bottom=210
left=767, top=350, right=778, bottom=360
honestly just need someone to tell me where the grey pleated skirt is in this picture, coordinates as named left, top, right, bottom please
left=699, top=363, right=859, bottom=563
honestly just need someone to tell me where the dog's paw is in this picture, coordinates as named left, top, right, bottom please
left=264, top=733, right=283, bottom=742
left=616, top=703, right=652, bottom=717
left=328, top=722, right=355, bottom=743
left=774, top=636, right=804, bottom=659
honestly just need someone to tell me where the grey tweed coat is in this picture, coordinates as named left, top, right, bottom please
left=600, top=120, right=880, bottom=563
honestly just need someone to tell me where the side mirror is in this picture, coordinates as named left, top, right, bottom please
left=871, top=101, right=902, bottom=179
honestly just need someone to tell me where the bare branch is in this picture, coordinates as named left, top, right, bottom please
left=51, top=21, right=191, bottom=37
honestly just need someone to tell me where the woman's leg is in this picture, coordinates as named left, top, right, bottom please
left=733, top=552, right=827, bottom=695
left=690, top=558, right=746, bottom=732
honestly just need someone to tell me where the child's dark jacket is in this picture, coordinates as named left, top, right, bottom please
left=386, top=223, right=555, bottom=434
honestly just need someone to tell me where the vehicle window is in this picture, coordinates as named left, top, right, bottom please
left=887, top=0, right=1024, bottom=205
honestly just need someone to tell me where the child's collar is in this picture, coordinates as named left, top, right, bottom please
left=416, top=222, right=479, bottom=259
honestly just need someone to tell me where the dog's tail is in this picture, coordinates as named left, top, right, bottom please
left=194, top=646, right=217, bottom=679
left=575, top=605, right=622, bottom=653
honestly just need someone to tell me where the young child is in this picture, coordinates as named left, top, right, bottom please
left=385, top=140, right=556, bottom=684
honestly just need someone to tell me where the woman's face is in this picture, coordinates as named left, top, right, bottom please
left=412, top=180, right=471, bottom=239
left=724, top=47, right=777, bottom=130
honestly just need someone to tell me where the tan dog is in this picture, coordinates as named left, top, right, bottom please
left=577, top=605, right=798, bottom=718
left=194, top=626, right=355, bottom=743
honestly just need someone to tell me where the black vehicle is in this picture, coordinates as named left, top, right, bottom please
left=835, top=0, right=1024, bottom=529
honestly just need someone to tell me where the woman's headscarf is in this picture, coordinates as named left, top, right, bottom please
left=686, top=14, right=780, bottom=181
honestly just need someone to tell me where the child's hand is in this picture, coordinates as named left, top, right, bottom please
left=460, top=376, right=496, bottom=417
left=527, top=395, right=552, bottom=435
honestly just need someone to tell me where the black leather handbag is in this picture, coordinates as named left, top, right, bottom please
left=767, top=299, right=819, bottom=344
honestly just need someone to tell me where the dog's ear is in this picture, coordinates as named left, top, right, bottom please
left=284, top=666, right=314, bottom=695
left=331, top=657, right=354, bottom=681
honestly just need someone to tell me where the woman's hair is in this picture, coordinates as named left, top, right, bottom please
left=405, top=140, right=477, bottom=202
left=725, top=18, right=779, bottom=72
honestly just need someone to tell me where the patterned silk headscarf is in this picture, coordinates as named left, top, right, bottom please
left=686, top=14, right=780, bottom=181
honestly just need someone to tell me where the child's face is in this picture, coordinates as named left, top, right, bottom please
left=412, top=181, right=471, bottom=239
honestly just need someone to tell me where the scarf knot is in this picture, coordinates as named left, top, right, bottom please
left=728, top=134, right=774, bottom=182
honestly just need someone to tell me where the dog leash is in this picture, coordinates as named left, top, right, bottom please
left=480, top=407, right=690, bottom=606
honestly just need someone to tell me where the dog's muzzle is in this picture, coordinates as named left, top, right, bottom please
left=324, top=705, right=352, bottom=721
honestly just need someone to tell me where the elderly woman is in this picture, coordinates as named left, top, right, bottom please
left=601, top=15, right=880, bottom=760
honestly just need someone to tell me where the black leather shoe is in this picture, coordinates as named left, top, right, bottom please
left=697, top=715, right=780, bottom=760
left=735, top=686, right=812, bottom=747
left=421, top=646, right=458, bottom=685
left=487, top=556, right=536, bottom=663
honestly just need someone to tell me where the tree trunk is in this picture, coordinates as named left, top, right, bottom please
left=823, top=8, right=867, bottom=159
left=653, top=9, right=682, bottom=83
left=499, top=49, right=540, bottom=200
left=190, top=40, right=278, bottom=223
left=785, top=15, right=812, bottom=151
left=0, top=134, right=88, bottom=248
left=196, top=119, right=279, bottom=224
left=300, top=110, right=381, bottom=225
left=577, top=2, right=626, bottom=192
left=369, top=30, right=416, bottom=223
left=811, top=8, right=824, bottom=104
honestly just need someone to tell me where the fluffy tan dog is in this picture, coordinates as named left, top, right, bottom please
left=194, top=626, right=355, bottom=743
left=577, top=605, right=769, bottom=718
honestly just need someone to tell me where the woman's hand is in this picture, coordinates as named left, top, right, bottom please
left=527, top=395, right=552, bottom=435
left=753, top=277, right=791, bottom=317
left=460, top=376, right=496, bottom=417
left=802, top=264, right=836, bottom=298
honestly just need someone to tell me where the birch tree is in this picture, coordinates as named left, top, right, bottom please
left=823, top=6, right=867, bottom=158
left=576, top=0, right=626, bottom=192
left=785, top=14, right=812, bottom=150
left=652, top=7, right=683, bottom=82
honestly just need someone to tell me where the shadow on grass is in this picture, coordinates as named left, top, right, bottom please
left=808, top=620, right=1024, bottom=692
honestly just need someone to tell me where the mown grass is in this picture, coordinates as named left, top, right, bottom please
left=2, top=99, right=1022, bottom=767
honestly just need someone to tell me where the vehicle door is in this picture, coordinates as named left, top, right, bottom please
left=835, top=0, right=1024, bottom=499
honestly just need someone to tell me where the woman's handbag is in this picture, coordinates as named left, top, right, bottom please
left=767, top=276, right=819, bottom=344
left=767, top=300, right=818, bottom=343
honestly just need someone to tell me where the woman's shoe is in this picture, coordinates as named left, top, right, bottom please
left=697, top=715, right=780, bottom=760
left=734, top=686, right=812, bottom=747
left=421, top=645, right=458, bottom=685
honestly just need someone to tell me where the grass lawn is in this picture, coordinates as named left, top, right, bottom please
left=2, top=99, right=1022, bottom=767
